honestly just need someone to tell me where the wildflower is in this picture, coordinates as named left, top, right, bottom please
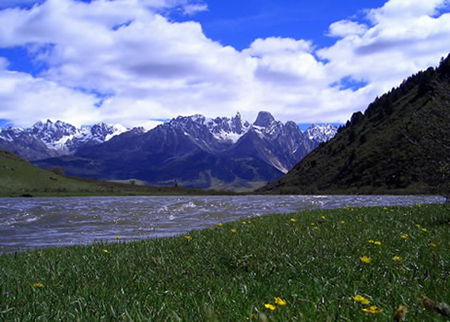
left=401, top=234, right=409, bottom=239
left=392, top=256, right=403, bottom=262
left=362, top=306, right=383, bottom=314
left=116, top=236, right=121, bottom=240
left=230, top=229, right=237, bottom=233
left=394, top=305, right=408, bottom=321
left=360, top=256, right=371, bottom=264
left=102, top=249, right=109, bottom=254
left=310, top=223, right=316, bottom=226
left=33, top=283, right=44, bottom=288
left=274, top=297, right=287, bottom=306
left=415, top=224, right=421, bottom=228
left=352, top=295, right=370, bottom=305
left=290, top=218, right=296, bottom=223
left=374, top=241, right=382, bottom=246
left=185, top=235, right=192, bottom=241
left=421, top=228, right=428, bottom=232
left=264, top=303, right=276, bottom=311
left=241, top=221, right=247, bottom=225
left=217, top=223, right=223, bottom=227
left=3, top=291, right=10, bottom=296
left=341, top=220, right=345, bottom=224
left=313, top=226, right=319, bottom=230
left=368, top=240, right=375, bottom=244
left=321, top=216, right=326, bottom=220
left=429, top=242, right=437, bottom=248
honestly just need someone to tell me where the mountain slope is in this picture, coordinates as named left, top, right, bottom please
left=258, top=54, right=450, bottom=196
left=0, top=150, right=97, bottom=195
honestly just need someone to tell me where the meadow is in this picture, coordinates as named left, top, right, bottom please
left=1, top=203, right=449, bottom=321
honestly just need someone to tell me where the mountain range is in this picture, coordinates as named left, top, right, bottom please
left=258, top=54, right=450, bottom=197
left=0, top=112, right=337, bottom=191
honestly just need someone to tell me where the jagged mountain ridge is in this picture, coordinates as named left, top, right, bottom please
left=32, top=112, right=338, bottom=190
left=0, top=120, right=127, bottom=160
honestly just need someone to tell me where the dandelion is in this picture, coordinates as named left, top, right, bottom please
left=230, top=229, right=237, bottom=233
left=368, top=240, right=375, bottom=244
left=102, top=249, right=109, bottom=254
left=374, top=241, right=382, bottom=246
left=185, top=235, right=192, bottom=241
left=265, top=303, right=276, bottom=311
left=274, top=297, right=287, bottom=306
left=429, top=242, right=437, bottom=248
left=362, top=306, right=383, bottom=314
left=392, top=256, right=403, bottom=262
left=341, top=220, right=345, bottom=224
left=321, top=216, right=326, bottom=220
left=415, top=224, right=421, bottom=228
left=217, top=223, right=223, bottom=227
left=360, top=256, right=372, bottom=264
left=421, top=228, right=428, bottom=232
left=310, top=223, right=316, bottom=226
left=241, top=221, right=247, bottom=225
left=401, top=234, right=409, bottom=239
left=290, top=218, right=296, bottom=223
left=313, top=226, right=319, bottom=230
left=33, top=283, right=44, bottom=288
left=352, top=295, right=370, bottom=305
left=116, top=236, right=121, bottom=240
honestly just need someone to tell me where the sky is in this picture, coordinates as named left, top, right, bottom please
left=0, top=0, right=449, bottom=129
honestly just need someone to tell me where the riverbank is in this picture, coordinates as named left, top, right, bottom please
left=1, top=204, right=449, bottom=320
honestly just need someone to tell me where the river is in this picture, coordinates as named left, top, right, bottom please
left=0, top=195, right=445, bottom=253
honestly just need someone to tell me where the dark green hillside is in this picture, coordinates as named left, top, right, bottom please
left=259, top=54, right=450, bottom=197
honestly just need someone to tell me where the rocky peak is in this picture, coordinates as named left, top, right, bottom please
left=253, top=111, right=275, bottom=128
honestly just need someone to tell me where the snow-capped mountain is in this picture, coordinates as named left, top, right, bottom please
left=305, top=124, right=339, bottom=144
left=0, top=120, right=127, bottom=160
left=33, top=112, right=338, bottom=190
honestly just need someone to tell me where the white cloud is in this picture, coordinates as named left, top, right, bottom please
left=0, top=0, right=449, bottom=128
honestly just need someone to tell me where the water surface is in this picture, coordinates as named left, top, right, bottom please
left=0, top=195, right=444, bottom=253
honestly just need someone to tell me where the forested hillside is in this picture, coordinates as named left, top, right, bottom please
left=258, top=54, right=450, bottom=198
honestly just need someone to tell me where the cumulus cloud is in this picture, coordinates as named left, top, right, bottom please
left=0, top=0, right=449, bottom=128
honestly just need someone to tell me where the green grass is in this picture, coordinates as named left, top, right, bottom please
left=1, top=204, right=449, bottom=321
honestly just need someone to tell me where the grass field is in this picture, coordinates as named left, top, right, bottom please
left=1, top=203, right=449, bottom=321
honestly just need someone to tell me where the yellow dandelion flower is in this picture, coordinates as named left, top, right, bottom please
left=274, top=297, right=287, bottom=306
left=392, top=256, right=403, bottom=262
left=360, top=256, right=371, bottom=264
left=429, top=242, right=437, bottom=248
left=33, top=283, right=44, bottom=288
left=362, top=306, right=383, bottom=314
left=230, top=229, right=237, bottom=233
left=415, top=224, right=421, bottom=228
left=247, top=220, right=251, bottom=224
left=401, top=234, right=409, bottom=239
left=241, top=221, right=247, bottom=225
left=217, top=223, right=223, bottom=227
left=102, top=249, right=109, bottom=254
left=341, top=220, right=345, bottom=224
left=290, top=218, right=296, bottom=223
left=185, top=235, right=192, bottom=241
left=321, top=216, right=326, bottom=220
left=265, top=304, right=276, bottom=311
left=368, top=240, right=375, bottom=244
left=374, top=241, right=382, bottom=246
left=115, top=236, right=121, bottom=240
left=352, top=295, right=370, bottom=305
left=310, top=222, right=316, bottom=226
left=421, top=228, right=428, bottom=232
left=313, top=226, right=319, bottom=230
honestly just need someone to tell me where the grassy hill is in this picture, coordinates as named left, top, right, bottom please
left=0, top=150, right=231, bottom=197
left=258, top=54, right=450, bottom=196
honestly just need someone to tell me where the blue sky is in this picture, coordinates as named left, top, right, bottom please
left=0, top=0, right=449, bottom=128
